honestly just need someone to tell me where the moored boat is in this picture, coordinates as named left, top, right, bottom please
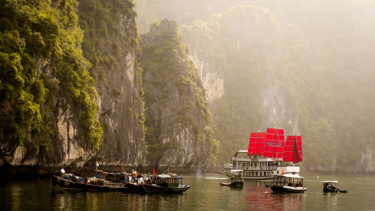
left=142, top=174, right=190, bottom=194
left=268, top=173, right=307, bottom=193
left=52, top=174, right=128, bottom=192
left=323, top=181, right=348, bottom=193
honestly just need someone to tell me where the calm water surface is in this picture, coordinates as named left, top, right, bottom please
left=0, top=174, right=374, bottom=210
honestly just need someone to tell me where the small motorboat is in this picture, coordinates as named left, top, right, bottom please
left=220, top=169, right=244, bottom=188
left=142, top=174, right=190, bottom=194
left=267, top=173, right=307, bottom=193
left=323, top=181, right=348, bottom=193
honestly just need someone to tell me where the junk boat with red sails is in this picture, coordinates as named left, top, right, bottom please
left=224, top=128, right=304, bottom=181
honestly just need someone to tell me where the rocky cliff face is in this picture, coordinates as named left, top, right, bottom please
left=0, top=0, right=147, bottom=172
left=139, top=20, right=218, bottom=171
left=78, top=0, right=147, bottom=167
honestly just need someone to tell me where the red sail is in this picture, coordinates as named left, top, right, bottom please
left=283, top=136, right=303, bottom=163
left=295, top=136, right=303, bottom=163
left=247, top=132, right=266, bottom=156
left=263, top=128, right=285, bottom=158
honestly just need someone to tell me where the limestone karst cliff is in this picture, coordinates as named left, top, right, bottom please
left=139, top=20, right=219, bottom=171
left=78, top=0, right=147, bottom=168
left=0, top=0, right=102, bottom=170
left=0, top=0, right=148, bottom=172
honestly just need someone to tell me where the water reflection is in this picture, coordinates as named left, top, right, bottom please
left=322, top=192, right=338, bottom=210
left=2, top=175, right=375, bottom=210
left=245, top=181, right=305, bottom=210
left=50, top=189, right=185, bottom=210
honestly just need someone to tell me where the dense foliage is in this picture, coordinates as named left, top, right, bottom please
left=140, top=20, right=219, bottom=163
left=0, top=0, right=102, bottom=154
left=78, top=0, right=138, bottom=74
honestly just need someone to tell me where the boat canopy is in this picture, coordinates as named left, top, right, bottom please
left=96, top=169, right=127, bottom=175
left=277, top=173, right=303, bottom=179
left=323, top=181, right=338, bottom=183
left=154, top=174, right=183, bottom=179
left=283, top=136, right=303, bottom=163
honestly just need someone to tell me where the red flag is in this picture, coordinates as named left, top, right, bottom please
left=122, top=162, right=124, bottom=172
left=152, top=167, right=155, bottom=175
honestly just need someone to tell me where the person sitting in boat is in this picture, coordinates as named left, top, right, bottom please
left=299, top=180, right=303, bottom=187
left=60, top=168, right=66, bottom=178
left=141, top=176, right=145, bottom=185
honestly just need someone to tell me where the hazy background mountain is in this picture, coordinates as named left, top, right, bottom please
left=134, top=0, right=375, bottom=172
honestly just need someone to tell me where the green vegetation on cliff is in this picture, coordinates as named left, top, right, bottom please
left=140, top=20, right=219, bottom=164
left=78, top=0, right=146, bottom=143
left=0, top=0, right=102, bottom=153
left=78, top=0, right=138, bottom=74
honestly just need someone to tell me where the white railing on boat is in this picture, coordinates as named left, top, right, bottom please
left=233, top=166, right=278, bottom=171
left=231, top=157, right=283, bottom=162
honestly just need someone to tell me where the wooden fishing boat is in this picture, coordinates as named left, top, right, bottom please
left=142, top=174, right=190, bottom=194
left=323, top=181, right=348, bottom=193
left=52, top=174, right=128, bottom=192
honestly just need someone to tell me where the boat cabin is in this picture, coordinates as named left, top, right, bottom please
left=272, top=174, right=304, bottom=187
left=323, top=181, right=338, bottom=191
left=229, top=169, right=242, bottom=177
left=150, top=174, right=184, bottom=188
